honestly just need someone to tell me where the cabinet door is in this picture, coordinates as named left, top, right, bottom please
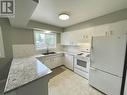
left=109, top=20, right=127, bottom=36
left=72, top=28, right=93, bottom=44
left=61, top=32, right=77, bottom=45
left=52, top=56, right=63, bottom=68
left=56, top=56, right=63, bottom=67
left=61, top=32, right=69, bottom=45
left=64, top=54, right=74, bottom=70
left=42, top=57, right=52, bottom=69
left=46, top=57, right=57, bottom=69
left=93, top=24, right=110, bottom=37
left=82, top=28, right=94, bottom=43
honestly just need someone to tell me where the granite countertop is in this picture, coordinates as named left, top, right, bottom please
left=4, top=57, right=52, bottom=93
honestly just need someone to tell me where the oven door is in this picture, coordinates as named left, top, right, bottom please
left=74, top=56, right=90, bottom=72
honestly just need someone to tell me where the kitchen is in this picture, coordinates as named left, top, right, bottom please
left=0, top=0, right=127, bottom=95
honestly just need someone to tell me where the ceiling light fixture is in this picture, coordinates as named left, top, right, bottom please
left=59, top=13, right=70, bottom=21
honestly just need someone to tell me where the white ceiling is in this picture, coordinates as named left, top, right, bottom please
left=30, top=0, right=127, bottom=27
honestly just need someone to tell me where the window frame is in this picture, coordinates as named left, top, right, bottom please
left=34, top=30, right=57, bottom=50
left=0, top=26, right=5, bottom=58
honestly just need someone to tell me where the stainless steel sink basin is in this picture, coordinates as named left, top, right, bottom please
left=42, top=52, right=56, bottom=55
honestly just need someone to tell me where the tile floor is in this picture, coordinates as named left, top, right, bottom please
left=49, top=66, right=104, bottom=95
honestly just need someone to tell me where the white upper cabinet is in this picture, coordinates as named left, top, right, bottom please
left=61, top=32, right=73, bottom=45
left=109, top=20, right=127, bottom=36
left=61, top=20, right=127, bottom=45
left=93, top=24, right=110, bottom=37
left=61, top=32, right=68, bottom=45
left=75, top=28, right=93, bottom=44
left=61, top=31, right=76, bottom=45
left=61, top=28, right=94, bottom=45
left=93, top=20, right=127, bottom=37
left=81, top=27, right=94, bottom=43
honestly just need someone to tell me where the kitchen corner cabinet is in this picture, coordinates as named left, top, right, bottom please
left=64, top=53, right=74, bottom=70
left=41, top=54, right=64, bottom=69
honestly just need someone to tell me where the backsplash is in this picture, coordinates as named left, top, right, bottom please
left=12, top=44, right=63, bottom=58
left=63, top=43, right=91, bottom=53
left=13, top=44, right=37, bottom=58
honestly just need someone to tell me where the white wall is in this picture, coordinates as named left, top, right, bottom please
left=0, top=26, right=5, bottom=58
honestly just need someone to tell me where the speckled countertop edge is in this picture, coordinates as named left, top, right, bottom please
left=4, top=56, right=52, bottom=93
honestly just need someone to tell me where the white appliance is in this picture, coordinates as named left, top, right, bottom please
left=89, top=35, right=126, bottom=95
left=65, top=53, right=74, bottom=70
left=74, top=48, right=90, bottom=79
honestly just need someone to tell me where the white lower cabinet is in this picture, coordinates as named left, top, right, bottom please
left=40, top=53, right=74, bottom=70
left=41, top=54, right=64, bottom=69
left=64, top=53, right=74, bottom=70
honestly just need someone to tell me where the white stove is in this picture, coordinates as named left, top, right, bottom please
left=74, top=48, right=90, bottom=79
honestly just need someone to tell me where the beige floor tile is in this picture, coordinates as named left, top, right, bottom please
left=48, top=66, right=104, bottom=95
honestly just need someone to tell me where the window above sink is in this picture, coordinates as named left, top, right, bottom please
left=34, top=30, right=56, bottom=50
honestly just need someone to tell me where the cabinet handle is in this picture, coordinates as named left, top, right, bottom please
left=105, top=32, right=108, bottom=36
left=110, top=31, right=113, bottom=35
left=91, top=37, right=93, bottom=50
left=83, top=35, right=85, bottom=39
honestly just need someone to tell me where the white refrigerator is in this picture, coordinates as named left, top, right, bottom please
left=89, top=35, right=126, bottom=95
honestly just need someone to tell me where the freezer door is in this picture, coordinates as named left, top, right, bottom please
left=89, top=67, right=122, bottom=95
left=91, top=35, right=126, bottom=77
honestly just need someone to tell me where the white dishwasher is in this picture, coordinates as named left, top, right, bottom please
left=64, top=53, right=74, bottom=70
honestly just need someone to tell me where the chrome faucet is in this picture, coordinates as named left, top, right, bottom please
left=46, top=46, right=49, bottom=54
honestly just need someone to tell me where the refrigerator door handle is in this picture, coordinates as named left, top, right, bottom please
left=91, top=36, right=93, bottom=51
left=90, top=37, right=94, bottom=65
